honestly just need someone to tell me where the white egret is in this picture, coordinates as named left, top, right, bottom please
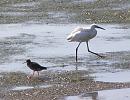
left=67, top=24, right=105, bottom=62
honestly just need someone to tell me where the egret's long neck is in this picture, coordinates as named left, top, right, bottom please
left=91, top=26, right=96, bottom=30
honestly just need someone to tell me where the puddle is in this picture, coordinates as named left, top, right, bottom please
left=12, top=86, right=34, bottom=91
left=12, top=84, right=53, bottom=91
left=74, top=0, right=97, bottom=3
left=64, top=96, right=89, bottom=100
left=12, top=2, right=40, bottom=7
left=0, top=12, right=26, bottom=16
left=39, top=84, right=52, bottom=88
left=91, top=71, right=130, bottom=82
left=64, top=88, right=130, bottom=100
left=64, top=92, right=98, bottom=100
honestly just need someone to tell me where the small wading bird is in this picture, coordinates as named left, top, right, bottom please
left=67, top=24, right=105, bottom=62
left=25, top=59, right=47, bottom=79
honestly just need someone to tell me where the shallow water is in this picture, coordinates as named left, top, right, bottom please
left=91, top=70, right=130, bottom=82
left=98, top=88, right=130, bottom=100
left=64, top=88, right=130, bottom=100
left=0, top=23, right=130, bottom=82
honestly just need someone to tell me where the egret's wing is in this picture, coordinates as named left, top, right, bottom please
left=70, top=27, right=83, bottom=34
left=67, top=28, right=93, bottom=42
left=67, top=31, right=86, bottom=42
left=67, top=27, right=83, bottom=41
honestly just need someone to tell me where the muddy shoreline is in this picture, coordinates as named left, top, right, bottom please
left=1, top=70, right=130, bottom=100
left=0, top=0, right=129, bottom=24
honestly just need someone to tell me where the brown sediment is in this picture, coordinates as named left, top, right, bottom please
left=1, top=71, right=130, bottom=100
left=0, top=0, right=129, bottom=24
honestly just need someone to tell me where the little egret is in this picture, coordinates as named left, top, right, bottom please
left=25, top=59, right=47, bottom=79
left=67, top=24, right=105, bottom=62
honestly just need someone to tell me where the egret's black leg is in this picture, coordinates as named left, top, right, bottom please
left=37, top=71, right=39, bottom=76
left=86, top=42, right=103, bottom=58
left=76, top=42, right=82, bottom=62
left=32, top=71, right=35, bottom=76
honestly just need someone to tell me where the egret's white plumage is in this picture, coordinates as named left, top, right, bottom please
left=67, top=24, right=105, bottom=62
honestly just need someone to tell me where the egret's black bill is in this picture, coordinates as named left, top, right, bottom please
left=96, top=26, right=105, bottom=30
